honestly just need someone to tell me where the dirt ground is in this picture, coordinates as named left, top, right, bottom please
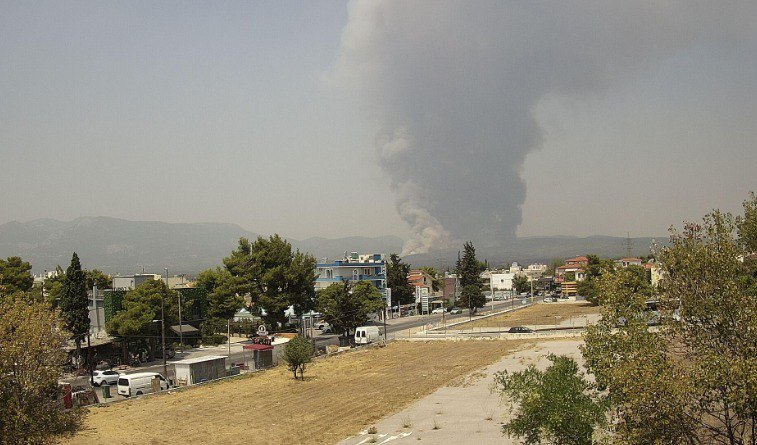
left=62, top=340, right=531, bottom=445
left=457, top=301, right=602, bottom=329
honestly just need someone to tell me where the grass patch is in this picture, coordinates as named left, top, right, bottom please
left=65, top=340, right=528, bottom=445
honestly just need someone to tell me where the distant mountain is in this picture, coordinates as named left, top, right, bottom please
left=0, top=217, right=665, bottom=275
left=0, top=217, right=404, bottom=275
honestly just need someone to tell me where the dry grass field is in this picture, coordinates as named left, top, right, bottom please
left=455, top=301, right=602, bottom=329
left=62, top=340, right=531, bottom=445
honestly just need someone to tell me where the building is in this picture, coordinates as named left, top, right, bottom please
left=555, top=256, right=588, bottom=284
left=315, top=252, right=386, bottom=295
left=524, top=263, right=547, bottom=280
left=112, top=273, right=162, bottom=291
left=615, top=257, right=643, bottom=268
left=408, top=269, right=434, bottom=294
left=561, top=281, right=579, bottom=297
left=489, top=272, right=515, bottom=291
left=442, top=275, right=459, bottom=303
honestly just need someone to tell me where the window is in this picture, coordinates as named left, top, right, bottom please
left=364, top=268, right=371, bottom=275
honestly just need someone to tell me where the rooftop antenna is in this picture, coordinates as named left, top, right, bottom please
left=625, top=232, right=633, bottom=258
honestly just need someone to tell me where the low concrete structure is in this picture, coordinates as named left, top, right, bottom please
left=173, top=355, right=227, bottom=386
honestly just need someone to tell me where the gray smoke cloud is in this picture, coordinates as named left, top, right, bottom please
left=336, top=1, right=757, bottom=254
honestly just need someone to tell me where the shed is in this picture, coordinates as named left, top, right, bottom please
left=173, top=355, right=227, bottom=386
left=243, top=344, right=274, bottom=369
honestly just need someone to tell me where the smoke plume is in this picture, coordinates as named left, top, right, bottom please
left=336, top=1, right=757, bottom=254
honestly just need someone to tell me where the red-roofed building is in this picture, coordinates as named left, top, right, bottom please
left=408, top=269, right=434, bottom=293
left=615, top=258, right=643, bottom=268
left=565, top=256, right=589, bottom=267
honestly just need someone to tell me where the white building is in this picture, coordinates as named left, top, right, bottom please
left=315, top=252, right=386, bottom=293
left=112, top=273, right=161, bottom=291
left=490, top=272, right=515, bottom=291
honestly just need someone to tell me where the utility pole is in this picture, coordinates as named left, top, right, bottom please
left=227, top=319, right=231, bottom=357
left=383, top=307, right=387, bottom=342
left=177, top=289, right=183, bottom=353
left=161, top=298, right=167, bottom=380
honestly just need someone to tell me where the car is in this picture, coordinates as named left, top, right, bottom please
left=92, top=369, right=120, bottom=387
left=508, top=326, right=534, bottom=333
left=448, top=307, right=463, bottom=314
left=431, top=307, right=445, bottom=314
left=543, top=297, right=554, bottom=303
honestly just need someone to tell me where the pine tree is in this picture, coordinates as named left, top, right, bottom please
left=387, top=253, right=414, bottom=305
left=456, top=242, right=485, bottom=311
left=59, top=252, right=90, bottom=363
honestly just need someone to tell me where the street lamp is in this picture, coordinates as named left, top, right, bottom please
left=152, top=297, right=167, bottom=380
left=165, top=268, right=183, bottom=354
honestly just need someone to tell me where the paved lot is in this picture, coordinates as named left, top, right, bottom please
left=338, top=339, right=584, bottom=445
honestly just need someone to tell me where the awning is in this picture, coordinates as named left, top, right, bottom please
left=243, top=344, right=274, bottom=351
left=170, top=324, right=200, bottom=335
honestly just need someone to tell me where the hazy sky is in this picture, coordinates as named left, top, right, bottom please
left=1, top=1, right=756, bottom=250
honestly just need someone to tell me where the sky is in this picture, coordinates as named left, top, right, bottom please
left=1, top=1, right=756, bottom=253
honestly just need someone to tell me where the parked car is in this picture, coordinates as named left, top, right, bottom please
left=448, top=307, right=463, bottom=314
left=431, top=307, right=445, bottom=314
left=92, top=370, right=120, bottom=387
left=543, top=297, right=555, bottom=303
left=317, top=321, right=331, bottom=331
left=508, top=326, right=534, bottom=333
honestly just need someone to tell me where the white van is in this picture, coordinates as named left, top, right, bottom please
left=117, top=372, right=169, bottom=397
left=354, top=326, right=382, bottom=345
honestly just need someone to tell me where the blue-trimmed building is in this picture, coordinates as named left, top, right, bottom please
left=315, top=252, right=387, bottom=294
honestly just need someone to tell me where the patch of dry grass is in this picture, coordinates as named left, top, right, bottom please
left=456, top=301, right=601, bottom=329
left=63, top=340, right=529, bottom=445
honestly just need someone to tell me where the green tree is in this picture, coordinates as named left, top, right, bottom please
left=42, top=266, right=65, bottom=307
left=457, top=241, right=482, bottom=288
left=196, top=267, right=244, bottom=343
left=582, top=193, right=757, bottom=444
left=283, top=335, right=312, bottom=380
left=456, top=242, right=485, bottom=312
left=85, top=269, right=112, bottom=290
left=512, top=274, right=529, bottom=294
left=58, top=253, right=89, bottom=362
left=107, top=279, right=184, bottom=359
left=0, top=296, right=82, bottom=444
left=458, top=284, right=486, bottom=313
left=387, top=253, right=414, bottom=305
left=494, top=354, right=606, bottom=445
left=223, top=235, right=316, bottom=327
left=738, top=191, right=757, bottom=252
left=196, top=267, right=244, bottom=320
left=0, top=256, right=34, bottom=297
left=316, top=280, right=384, bottom=336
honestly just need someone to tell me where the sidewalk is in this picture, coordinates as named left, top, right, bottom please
left=338, top=339, right=585, bottom=445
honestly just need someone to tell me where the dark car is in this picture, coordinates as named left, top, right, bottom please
left=508, top=326, right=534, bottom=333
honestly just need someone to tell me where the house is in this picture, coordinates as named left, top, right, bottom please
left=408, top=269, right=434, bottom=293
left=615, top=257, right=643, bottom=268
left=315, top=252, right=387, bottom=301
left=555, top=256, right=588, bottom=284
left=565, top=256, right=589, bottom=267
